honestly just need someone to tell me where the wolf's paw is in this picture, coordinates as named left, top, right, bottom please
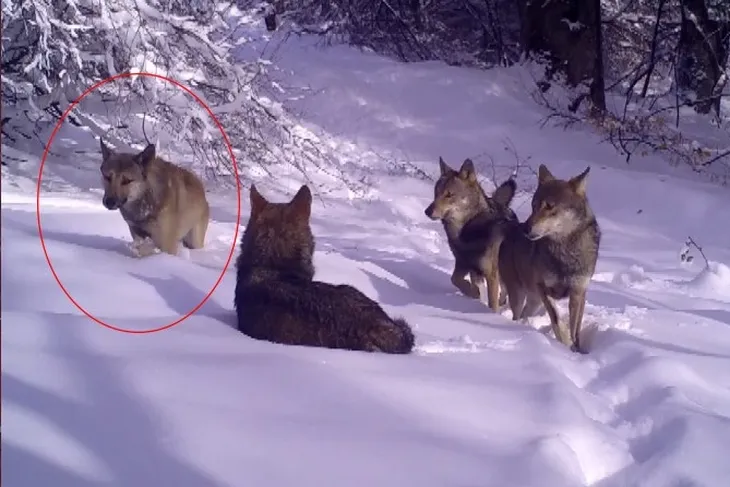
left=129, top=239, right=158, bottom=258
left=466, top=284, right=482, bottom=299
left=452, top=282, right=480, bottom=299
left=552, top=324, right=574, bottom=348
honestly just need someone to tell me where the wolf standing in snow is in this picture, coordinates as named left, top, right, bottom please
left=99, top=139, right=210, bottom=258
left=234, top=184, right=415, bottom=354
left=424, top=156, right=517, bottom=312
left=497, top=164, right=601, bottom=353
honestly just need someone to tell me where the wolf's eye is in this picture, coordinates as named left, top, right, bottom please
left=121, top=177, right=132, bottom=186
left=445, top=191, right=453, bottom=199
left=543, top=201, right=554, bottom=211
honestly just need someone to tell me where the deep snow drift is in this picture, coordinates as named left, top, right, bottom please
left=3, top=18, right=730, bottom=487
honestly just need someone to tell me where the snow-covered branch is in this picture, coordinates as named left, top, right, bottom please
left=1, top=0, right=361, bottom=190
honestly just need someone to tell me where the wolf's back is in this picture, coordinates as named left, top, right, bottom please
left=234, top=277, right=415, bottom=354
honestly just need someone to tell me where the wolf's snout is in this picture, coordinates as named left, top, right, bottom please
left=424, top=203, right=437, bottom=219
left=103, top=195, right=126, bottom=210
left=519, top=221, right=535, bottom=239
left=102, top=195, right=117, bottom=210
left=522, top=222, right=542, bottom=241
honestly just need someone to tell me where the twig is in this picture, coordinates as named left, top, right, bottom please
left=686, top=236, right=709, bottom=268
left=142, top=111, right=151, bottom=146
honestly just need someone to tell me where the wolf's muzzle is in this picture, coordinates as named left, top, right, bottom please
left=424, top=203, right=437, bottom=220
left=103, top=196, right=126, bottom=210
left=520, top=221, right=542, bottom=241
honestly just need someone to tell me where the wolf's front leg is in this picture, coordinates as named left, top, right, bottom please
left=151, top=222, right=180, bottom=257
left=538, top=284, right=571, bottom=348
left=568, top=288, right=588, bottom=354
left=452, top=265, right=480, bottom=299
left=130, top=239, right=158, bottom=258
left=127, top=224, right=158, bottom=258
left=482, top=258, right=502, bottom=312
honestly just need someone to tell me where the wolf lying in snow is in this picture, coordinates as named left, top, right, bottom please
left=234, top=184, right=415, bottom=354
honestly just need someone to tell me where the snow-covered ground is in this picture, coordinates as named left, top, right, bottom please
left=3, top=18, right=730, bottom=487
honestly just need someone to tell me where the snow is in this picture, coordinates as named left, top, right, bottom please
left=687, top=262, right=730, bottom=301
left=3, top=19, right=730, bottom=487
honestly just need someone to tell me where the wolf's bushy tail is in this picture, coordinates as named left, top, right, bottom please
left=368, top=317, right=415, bottom=354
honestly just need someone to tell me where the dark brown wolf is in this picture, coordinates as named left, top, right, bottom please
left=425, top=157, right=517, bottom=312
left=234, top=184, right=415, bottom=354
left=497, top=164, right=601, bottom=353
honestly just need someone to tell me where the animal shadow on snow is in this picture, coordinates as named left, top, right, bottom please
left=587, top=282, right=669, bottom=312
left=359, top=266, right=522, bottom=334
left=588, top=324, right=730, bottom=359
left=353, top=256, right=496, bottom=315
left=318, top=239, right=513, bottom=317
left=4, top=208, right=130, bottom=257
left=315, top=224, right=489, bottom=313
left=581, top=286, right=730, bottom=358
left=129, top=272, right=235, bottom=328
left=2, top=318, right=228, bottom=487
left=681, top=308, right=730, bottom=327
left=44, top=228, right=131, bottom=257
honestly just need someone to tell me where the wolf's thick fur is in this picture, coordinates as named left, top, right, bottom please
left=234, top=184, right=415, bottom=354
left=498, top=164, right=601, bottom=353
left=424, top=157, right=517, bottom=311
left=99, top=139, right=210, bottom=257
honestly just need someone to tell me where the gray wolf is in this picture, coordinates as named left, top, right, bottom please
left=424, top=156, right=517, bottom=312
left=234, top=184, right=415, bottom=354
left=99, top=139, right=210, bottom=257
left=497, top=164, right=601, bottom=353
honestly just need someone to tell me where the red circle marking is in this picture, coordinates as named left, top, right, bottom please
left=36, top=72, right=242, bottom=334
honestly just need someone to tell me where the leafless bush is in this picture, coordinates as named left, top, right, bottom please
left=536, top=83, right=730, bottom=184
left=1, top=0, right=364, bottom=191
left=259, top=0, right=523, bottom=68
left=529, top=0, right=729, bottom=182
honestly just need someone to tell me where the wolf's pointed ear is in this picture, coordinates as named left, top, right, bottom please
left=458, top=158, right=477, bottom=182
left=537, top=164, right=555, bottom=185
left=492, top=179, right=517, bottom=207
left=290, top=185, right=312, bottom=220
left=135, top=144, right=156, bottom=168
left=438, top=157, right=452, bottom=175
left=100, top=138, right=113, bottom=161
left=569, top=166, right=590, bottom=196
left=249, top=184, right=267, bottom=216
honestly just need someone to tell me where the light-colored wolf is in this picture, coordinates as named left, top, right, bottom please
left=498, top=164, right=601, bottom=353
left=425, top=156, right=517, bottom=312
left=99, top=139, right=210, bottom=257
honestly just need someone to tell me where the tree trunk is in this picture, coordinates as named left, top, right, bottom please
left=520, top=0, right=605, bottom=99
left=589, top=0, right=606, bottom=113
left=677, top=0, right=730, bottom=115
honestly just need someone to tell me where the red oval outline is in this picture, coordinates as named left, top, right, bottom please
left=36, top=72, right=242, bottom=334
